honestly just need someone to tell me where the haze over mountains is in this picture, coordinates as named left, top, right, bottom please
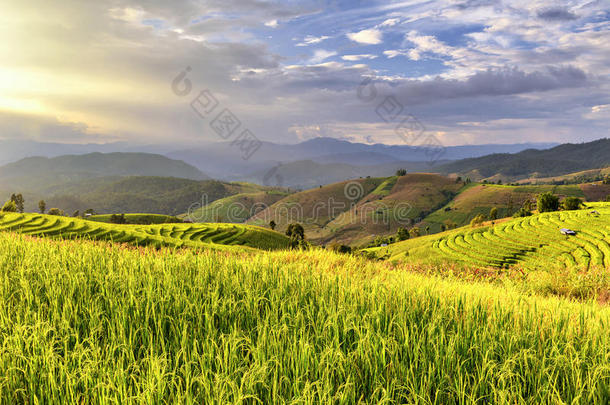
left=1, top=137, right=557, bottom=188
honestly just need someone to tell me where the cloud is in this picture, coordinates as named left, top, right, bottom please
left=347, top=28, right=383, bottom=45
left=380, top=18, right=400, bottom=27
left=296, top=35, right=331, bottom=46
left=341, top=54, right=378, bottom=61
left=537, top=7, right=578, bottom=21
left=265, top=19, right=279, bottom=28
left=310, top=49, right=338, bottom=64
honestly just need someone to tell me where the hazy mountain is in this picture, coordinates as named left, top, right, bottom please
left=0, top=153, right=208, bottom=192
left=439, top=138, right=610, bottom=180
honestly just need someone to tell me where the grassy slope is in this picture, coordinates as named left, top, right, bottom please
left=367, top=202, right=610, bottom=270
left=247, top=174, right=462, bottom=246
left=0, top=232, right=608, bottom=403
left=0, top=213, right=290, bottom=251
left=312, top=174, right=463, bottom=246
left=247, top=177, right=385, bottom=233
left=423, top=183, right=585, bottom=231
left=183, top=191, right=289, bottom=223
left=88, top=213, right=184, bottom=225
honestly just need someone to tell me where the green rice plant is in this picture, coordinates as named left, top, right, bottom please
left=0, top=232, right=608, bottom=403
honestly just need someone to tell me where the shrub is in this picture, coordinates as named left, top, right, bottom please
left=470, top=214, right=486, bottom=227
left=47, top=208, right=65, bottom=216
left=1, top=200, right=17, bottom=212
left=396, top=227, right=410, bottom=241
left=110, top=214, right=127, bottom=224
left=562, top=197, right=583, bottom=211
left=513, top=207, right=532, bottom=218
left=537, top=192, right=559, bottom=213
left=489, top=207, right=498, bottom=221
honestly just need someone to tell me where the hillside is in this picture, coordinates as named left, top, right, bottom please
left=0, top=213, right=290, bottom=251
left=439, top=138, right=610, bottom=181
left=366, top=202, right=610, bottom=270
left=3, top=176, right=287, bottom=216
left=248, top=174, right=463, bottom=246
left=184, top=191, right=290, bottom=223
left=421, top=183, right=588, bottom=232
left=0, top=153, right=208, bottom=192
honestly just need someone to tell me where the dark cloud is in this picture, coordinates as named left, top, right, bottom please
left=537, top=7, right=578, bottom=21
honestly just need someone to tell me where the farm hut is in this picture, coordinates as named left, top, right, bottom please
left=560, top=228, right=576, bottom=235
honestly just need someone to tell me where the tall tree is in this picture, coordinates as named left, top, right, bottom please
left=38, top=200, right=46, bottom=214
left=10, top=194, right=24, bottom=213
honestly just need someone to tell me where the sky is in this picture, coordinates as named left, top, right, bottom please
left=0, top=0, right=608, bottom=147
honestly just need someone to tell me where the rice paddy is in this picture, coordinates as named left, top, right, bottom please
left=0, top=232, right=608, bottom=403
left=372, top=203, right=610, bottom=270
left=0, top=213, right=290, bottom=251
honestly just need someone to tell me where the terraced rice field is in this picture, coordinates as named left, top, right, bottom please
left=0, top=213, right=290, bottom=251
left=375, top=203, right=610, bottom=269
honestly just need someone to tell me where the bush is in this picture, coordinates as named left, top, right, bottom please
left=396, top=227, right=410, bottom=241
left=47, top=208, right=65, bottom=216
left=470, top=214, right=486, bottom=227
left=513, top=207, right=532, bottom=218
left=110, top=214, right=127, bottom=224
left=489, top=207, right=498, bottom=221
left=1, top=200, right=17, bottom=213
left=329, top=244, right=352, bottom=254
left=562, top=197, right=583, bottom=211
left=537, top=193, right=559, bottom=213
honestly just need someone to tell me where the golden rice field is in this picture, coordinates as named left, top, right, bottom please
left=0, top=213, right=290, bottom=251
left=370, top=203, right=610, bottom=270
left=0, top=231, right=608, bottom=403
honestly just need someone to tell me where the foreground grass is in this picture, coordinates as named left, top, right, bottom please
left=0, top=233, right=609, bottom=403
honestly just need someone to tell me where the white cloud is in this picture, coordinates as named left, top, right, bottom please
left=341, top=54, right=378, bottom=61
left=296, top=35, right=330, bottom=47
left=347, top=29, right=383, bottom=45
left=380, top=18, right=400, bottom=27
left=310, top=49, right=338, bottom=64
left=265, top=19, right=278, bottom=28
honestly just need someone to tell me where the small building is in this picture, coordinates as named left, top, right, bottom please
left=560, top=228, right=576, bottom=235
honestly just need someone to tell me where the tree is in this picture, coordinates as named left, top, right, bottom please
left=269, top=220, right=276, bottom=231
left=425, top=226, right=430, bottom=235
left=72, top=210, right=80, bottom=218
left=537, top=192, right=559, bottom=213
left=84, top=209, right=96, bottom=216
left=47, top=208, right=64, bottom=216
left=110, top=213, right=127, bottom=224
left=10, top=193, right=24, bottom=213
left=562, top=197, right=583, bottom=211
left=470, top=214, right=486, bottom=227
left=38, top=200, right=46, bottom=214
left=606, top=195, right=610, bottom=202
left=603, top=176, right=610, bottom=185
left=395, top=169, right=407, bottom=176
left=285, top=223, right=305, bottom=248
left=489, top=207, right=498, bottom=221
left=2, top=200, right=17, bottom=212
left=410, top=227, right=420, bottom=237
left=396, top=227, right=410, bottom=241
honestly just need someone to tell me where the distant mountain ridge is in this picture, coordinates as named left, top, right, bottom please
left=439, top=138, right=610, bottom=180
left=0, top=153, right=208, bottom=191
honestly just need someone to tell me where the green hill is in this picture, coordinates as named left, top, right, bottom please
left=248, top=174, right=463, bottom=246
left=366, top=202, right=610, bottom=270
left=0, top=153, right=208, bottom=191
left=4, top=177, right=288, bottom=216
left=439, top=138, right=610, bottom=181
left=0, top=213, right=290, bottom=251
left=184, top=191, right=290, bottom=223
left=421, top=183, right=587, bottom=232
